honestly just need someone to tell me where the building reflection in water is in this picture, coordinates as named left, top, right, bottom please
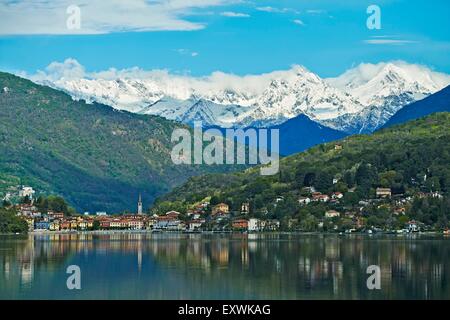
left=0, top=233, right=449, bottom=299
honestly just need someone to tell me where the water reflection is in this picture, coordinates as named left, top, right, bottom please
left=0, top=233, right=449, bottom=299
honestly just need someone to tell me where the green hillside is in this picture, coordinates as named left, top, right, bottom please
left=0, top=72, right=241, bottom=212
left=154, top=113, right=450, bottom=229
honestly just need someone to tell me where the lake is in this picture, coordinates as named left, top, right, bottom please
left=0, top=233, right=449, bottom=300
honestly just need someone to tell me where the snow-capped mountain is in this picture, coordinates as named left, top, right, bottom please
left=31, top=60, right=450, bottom=132
left=239, top=67, right=364, bottom=127
left=325, top=62, right=450, bottom=133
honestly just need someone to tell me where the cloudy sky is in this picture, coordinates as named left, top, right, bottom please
left=0, top=0, right=449, bottom=77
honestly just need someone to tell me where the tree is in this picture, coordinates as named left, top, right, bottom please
left=0, top=208, right=28, bottom=234
left=2, top=199, right=11, bottom=208
left=92, top=220, right=101, bottom=231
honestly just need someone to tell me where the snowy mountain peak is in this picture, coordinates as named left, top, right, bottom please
left=27, top=59, right=450, bottom=132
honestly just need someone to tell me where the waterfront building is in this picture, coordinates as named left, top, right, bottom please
left=232, top=219, right=248, bottom=230
left=248, top=218, right=262, bottom=232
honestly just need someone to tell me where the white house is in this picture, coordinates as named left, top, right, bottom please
left=325, top=210, right=340, bottom=218
left=248, top=218, right=262, bottom=232
left=19, top=186, right=35, bottom=199
left=332, top=192, right=344, bottom=200
left=298, top=197, right=311, bottom=205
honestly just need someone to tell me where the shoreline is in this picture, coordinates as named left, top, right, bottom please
left=7, top=230, right=446, bottom=236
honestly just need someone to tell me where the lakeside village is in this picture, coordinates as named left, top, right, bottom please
left=3, top=184, right=450, bottom=235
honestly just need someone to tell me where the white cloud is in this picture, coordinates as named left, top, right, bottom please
left=25, top=59, right=450, bottom=101
left=25, top=58, right=319, bottom=97
left=256, top=6, right=299, bottom=14
left=0, top=0, right=233, bottom=35
left=364, top=39, right=418, bottom=45
left=293, top=19, right=305, bottom=26
left=175, top=48, right=199, bottom=57
left=220, top=11, right=250, bottom=18
left=327, top=61, right=450, bottom=91
left=306, top=9, right=325, bottom=14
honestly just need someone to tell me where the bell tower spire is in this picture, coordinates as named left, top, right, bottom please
left=137, top=193, right=143, bottom=215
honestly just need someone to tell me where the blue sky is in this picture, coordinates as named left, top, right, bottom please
left=0, top=0, right=449, bottom=77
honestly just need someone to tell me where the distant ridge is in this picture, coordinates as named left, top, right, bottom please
left=272, top=114, right=348, bottom=156
left=382, top=85, right=450, bottom=129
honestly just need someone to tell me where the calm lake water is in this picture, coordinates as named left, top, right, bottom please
left=0, top=233, right=449, bottom=300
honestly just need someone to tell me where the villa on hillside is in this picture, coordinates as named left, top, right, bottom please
left=212, top=203, right=229, bottom=215
left=376, top=188, right=392, bottom=198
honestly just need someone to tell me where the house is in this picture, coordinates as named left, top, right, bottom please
left=407, top=220, right=419, bottom=233
left=60, top=221, right=72, bottom=230
left=213, top=203, right=229, bottom=214
left=48, top=212, right=64, bottom=220
left=232, top=219, right=248, bottom=230
left=187, top=219, right=205, bottom=231
left=430, top=192, right=443, bottom=199
left=332, top=192, right=344, bottom=200
left=128, top=220, right=144, bottom=230
left=109, top=219, right=122, bottom=229
left=325, top=210, right=340, bottom=218
left=241, top=202, right=250, bottom=215
left=165, top=211, right=181, bottom=219
left=167, top=220, right=184, bottom=231
left=35, top=221, right=50, bottom=230
left=78, top=221, right=89, bottom=230
left=192, top=213, right=201, bottom=220
left=248, top=218, right=262, bottom=232
left=212, top=203, right=229, bottom=215
left=298, top=197, right=311, bottom=205
left=264, top=220, right=280, bottom=231
left=153, top=220, right=170, bottom=230
left=19, top=186, right=35, bottom=199
left=376, top=188, right=392, bottom=198
left=312, top=193, right=330, bottom=202
left=334, top=144, right=343, bottom=151
left=146, top=217, right=157, bottom=229
left=302, top=186, right=316, bottom=194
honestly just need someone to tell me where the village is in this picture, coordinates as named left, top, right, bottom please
left=8, top=184, right=448, bottom=235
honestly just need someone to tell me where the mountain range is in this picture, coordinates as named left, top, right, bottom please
left=35, top=61, right=450, bottom=133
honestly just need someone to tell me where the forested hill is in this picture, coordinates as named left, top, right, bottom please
left=0, top=72, right=239, bottom=213
left=154, top=112, right=450, bottom=213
